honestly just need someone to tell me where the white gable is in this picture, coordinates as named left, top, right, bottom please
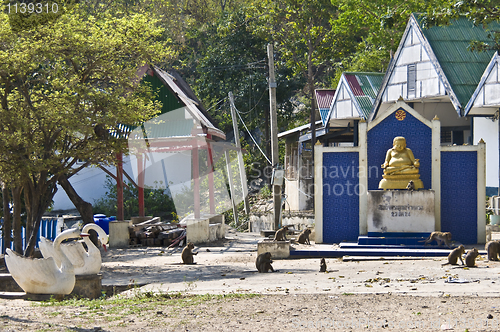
left=466, top=53, right=500, bottom=115
left=382, top=23, right=446, bottom=104
left=327, top=77, right=362, bottom=122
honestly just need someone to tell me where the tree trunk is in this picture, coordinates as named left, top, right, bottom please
left=24, top=179, right=57, bottom=257
left=58, top=174, right=97, bottom=245
left=11, top=186, right=23, bottom=254
left=2, top=182, right=12, bottom=253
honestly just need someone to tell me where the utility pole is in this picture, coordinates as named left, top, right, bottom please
left=228, top=92, right=250, bottom=215
left=268, top=43, right=281, bottom=231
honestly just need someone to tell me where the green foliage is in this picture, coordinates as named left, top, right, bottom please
left=260, top=184, right=272, bottom=199
left=92, top=176, right=176, bottom=221
left=0, top=2, right=174, bottom=249
left=173, top=2, right=305, bottom=188
left=329, top=0, right=448, bottom=77
left=39, top=291, right=259, bottom=308
left=422, top=0, right=500, bottom=51
left=183, top=3, right=304, bottom=132
left=3, top=0, right=74, bottom=32
left=1, top=0, right=464, bottom=242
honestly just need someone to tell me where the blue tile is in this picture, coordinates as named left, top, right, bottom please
left=322, top=152, right=360, bottom=243
left=441, top=151, right=478, bottom=244
left=367, top=108, right=432, bottom=190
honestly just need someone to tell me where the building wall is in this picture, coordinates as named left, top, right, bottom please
left=378, top=101, right=470, bottom=129
left=322, top=151, right=360, bottom=243
left=284, top=179, right=300, bottom=211
left=471, top=60, right=500, bottom=108
left=440, top=150, right=480, bottom=244
left=474, top=117, right=499, bottom=194
left=330, top=83, right=358, bottom=119
left=52, top=160, right=134, bottom=211
left=367, top=108, right=432, bottom=191
left=382, top=23, right=447, bottom=104
left=52, top=151, right=194, bottom=213
left=315, top=101, right=486, bottom=244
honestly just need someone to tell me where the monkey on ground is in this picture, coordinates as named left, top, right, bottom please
left=181, top=242, right=198, bottom=264
left=421, top=231, right=453, bottom=248
left=319, top=258, right=327, bottom=272
left=441, top=245, right=465, bottom=266
left=274, top=226, right=289, bottom=241
left=465, top=248, right=480, bottom=267
left=485, top=240, right=500, bottom=261
left=256, top=252, right=274, bottom=273
left=297, top=228, right=312, bottom=245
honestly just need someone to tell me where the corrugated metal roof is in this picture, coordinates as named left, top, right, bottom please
left=344, top=72, right=384, bottom=118
left=278, top=120, right=323, bottom=138
left=111, top=65, right=225, bottom=140
left=415, top=15, right=500, bottom=109
left=319, top=108, right=330, bottom=124
left=315, top=89, right=335, bottom=124
left=315, top=89, right=335, bottom=109
left=140, top=114, right=195, bottom=139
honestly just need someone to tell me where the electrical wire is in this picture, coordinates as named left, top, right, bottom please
left=205, top=96, right=228, bottom=113
left=200, top=59, right=267, bottom=72
left=230, top=97, right=272, bottom=165
left=230, top=94, right=315, bottom=199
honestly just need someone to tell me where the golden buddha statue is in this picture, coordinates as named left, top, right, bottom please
left=378, top=136, right=424, bottom=190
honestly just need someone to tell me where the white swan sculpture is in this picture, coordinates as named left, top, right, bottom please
left=39, top=223, right=109, bottom=275
left=5, top=228, right=83, bottom=295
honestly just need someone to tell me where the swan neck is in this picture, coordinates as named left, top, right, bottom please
left=54, top=235, right=74, bottom=272
left=83, top=235, right=97, bottom=253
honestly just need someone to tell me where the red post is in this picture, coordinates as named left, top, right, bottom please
left=137, top=153, right=145, bottom=217
left=116, top=152, right=124, bottom=221
left=207, top=137, right=215, bottom=215
left=192, top=141, right=200, bottom=219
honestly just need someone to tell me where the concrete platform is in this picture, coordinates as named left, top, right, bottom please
left=289, top=246, right=472, bottom=258
left=340, top=241, right=464, bottom=250
left=0, top=273, right=103, bottom=299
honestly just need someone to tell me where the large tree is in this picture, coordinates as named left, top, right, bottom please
left=0, top=4, right=173, bottom=256
left=423, top=0, right=500, bottom=51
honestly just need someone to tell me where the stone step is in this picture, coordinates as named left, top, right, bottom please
left=289, top=247, right=454, bottom=258
left=357, top=235, right=432, bottom=246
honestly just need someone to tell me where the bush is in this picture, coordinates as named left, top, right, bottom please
left=93, top=176, right=176, bottom=221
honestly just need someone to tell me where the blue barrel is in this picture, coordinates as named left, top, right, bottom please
left=93, top=214, right=106, bottom=223
left=95, top=217, right=110, bottom=234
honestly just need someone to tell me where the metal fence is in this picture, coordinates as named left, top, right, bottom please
left=0, top=217, right=61, bottom=254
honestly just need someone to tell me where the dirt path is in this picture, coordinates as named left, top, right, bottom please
left=1, top=228, right=500, bottom=331
left=2, top=294, right=500, bottom=331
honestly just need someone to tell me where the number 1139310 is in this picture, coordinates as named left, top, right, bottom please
left=7, top=2, right=59, bottom=14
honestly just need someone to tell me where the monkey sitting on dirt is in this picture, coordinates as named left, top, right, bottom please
left=297, top=228, right=312, bottom=245
left=273, top=226, right=289, bottom=241
left=465, top=248, right=480, bottom=267
left=421, top=231, right=453, bottom=248
left=181, top=242, right=198, bottom=264
left=256, top=252, right=274, bottom=273
left=442, top=245, right=465, bottom=266
left=319, top=258, right=327, bottom=272
left=485, top=240, right=500, bottom=261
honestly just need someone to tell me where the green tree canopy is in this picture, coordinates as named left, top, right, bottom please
left=0, top=3, right=174, bottom=255
left=423, top=0, right=500, bottom=51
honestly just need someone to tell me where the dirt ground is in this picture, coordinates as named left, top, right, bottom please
left=2, top=228, right=500, bottom=331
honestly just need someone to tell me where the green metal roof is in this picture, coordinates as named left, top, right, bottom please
left=343, top=72, right=384, bottom=118
left=415, top=14, right=500, bottom=110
